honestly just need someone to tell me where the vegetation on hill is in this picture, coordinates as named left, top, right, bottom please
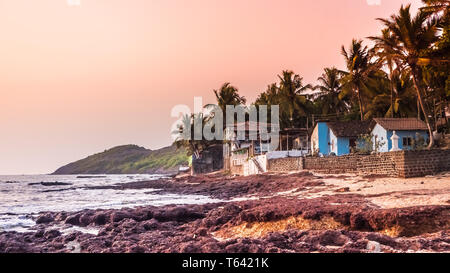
left=52, top=144, right=189, bottom=175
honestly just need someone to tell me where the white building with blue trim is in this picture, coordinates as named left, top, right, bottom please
left=370, top=118, right=429, bottom=152
left=311, top=118, right=429, bottom=156
left=310, top=120, right=371, bottom=156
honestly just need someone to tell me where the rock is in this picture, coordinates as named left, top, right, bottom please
left=92, top=213, right=108, bottom=225
left=110, top=211, right=133, bottom=223
left=196, top=228, right=208, bottom=237
left=366, top=241, right=381, bottom=253
left=365, top=233, right=399, bottom=248
left=36, top=214, right=54, bottom=224
left=79, top=214, right=93, bottom=226
left=128, top=245, right=147, bottom=253
left=335, top=187, right=350, bottom=193
left=65, top=214, right=81, bottom=226
left=154, top=207, right=204, bottom=222
left=142, top=219, right=160, bottom=230
left=44, top=230, right=61, bottom=239
left=319, top=230, right=348, bottom=246
left=34, top=229, right=45, bottom=238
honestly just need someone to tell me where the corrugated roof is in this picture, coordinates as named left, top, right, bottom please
left=373, top=118, right=428, bottom=131
left=326, top=120, right=371, bottom=137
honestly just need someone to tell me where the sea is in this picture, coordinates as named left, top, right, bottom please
left=0, top=174, right=221, bottom=233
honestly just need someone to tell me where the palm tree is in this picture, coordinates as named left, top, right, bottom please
left=421, top=0, right=450, bottom=16
left=205, top=82, right=246, bottom=129
left=370, top=29, right=403, bottom=117
left=212, top=82, right=246, bottom=113
left=254, top=83, right=279, bottom=124
left=388, top=71, right=420, bottom=118
left=369, top=4, right=440, bottom=148
left=340, top=39, right=377, bottom=120
left=313, top=67, right=349, bottom=117
left=363, top=69, right=418, bottom=119
left=173, top=113, right=215, bottom=159
left=277, top=70, right=312, bottom=127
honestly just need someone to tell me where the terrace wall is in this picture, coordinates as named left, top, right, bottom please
left=267, top=157, right=304, bottom=172
left=267, top=149, right=450, bottom=178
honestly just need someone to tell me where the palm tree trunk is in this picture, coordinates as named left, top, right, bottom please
left=411, top=68, right=434, bottom=149
left=389, top=67, right=395, bottom=118
left=356, top=87, right=365, bottom=120
left=390, top=82, right=395, bottom=118
left=417, top=99, right=421, bottom=119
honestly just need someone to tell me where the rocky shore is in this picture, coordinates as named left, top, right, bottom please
left=1, top=172, right=449, bottom=253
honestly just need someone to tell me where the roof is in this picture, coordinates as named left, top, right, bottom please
left=228, top=121, right=279, bottom=131
left=373, top=118, right=428, bottom=131
left=280, top=128, right=309, bottom=136
left=326, top=120, right=371, bottom=137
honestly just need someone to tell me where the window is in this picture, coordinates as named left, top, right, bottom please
left=402, top=137, right=412, bottom=147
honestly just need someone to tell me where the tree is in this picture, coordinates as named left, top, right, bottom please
left=370, top=29, right=403, bottom=117
left=206, top=82, right=246, bottom=129
left=277, top=70, right=313, bottom=128
left=340, top=39, right=377, bottom=120
left=313, top=67, right=349, bottom=117
left=173, top=113, right=217, bottom=159
left=254, top=83, right=279, bottom=124
left=421, top=0, right=450, bottom=16
left=370, top=4, right=440, bottom=148
left=363, top=70, right=418, bottom=119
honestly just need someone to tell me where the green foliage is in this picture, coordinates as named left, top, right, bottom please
left=412, top=133, right=428, bottom=150
left=354, top=133, right=386, bottom=154
left=255, top=70, right=312, bottom=129
left=53, top=144, right=189, bottom=174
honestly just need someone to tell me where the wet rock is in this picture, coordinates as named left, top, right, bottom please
left=154, top=207, right=204, bottom=222
left=111, top=211, right=133, bottom=223
left=65, top=214, right=81, bottom=226
left=79, top=214, right=93, bottom=226
left=319, top=230, right=348, bottom=246
left=36, top=214, right=54, bottom=224
left=34, top=229, right=45, bottom=238
left=142, top=219, right=160, bottom=231
left=366, top=233, right=399, bottom=248
left=92, top=213, right=108, bottom=226
left=44, top=229, right=61, bottom=239
left=335, top=187, right=350, bottom=193
left=366, top=241, right=381, bottom=253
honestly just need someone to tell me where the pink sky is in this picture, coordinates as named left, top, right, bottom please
left=0, top=0, right=422, bottom=174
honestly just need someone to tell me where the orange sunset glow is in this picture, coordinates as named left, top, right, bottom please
left=0, top=0, right=422, bottom=174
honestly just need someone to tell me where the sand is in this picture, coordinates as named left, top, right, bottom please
left=269, top=172, right=450, bottom=209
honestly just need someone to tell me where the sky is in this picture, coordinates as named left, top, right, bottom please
left=0, top=0, right=422, bottom=174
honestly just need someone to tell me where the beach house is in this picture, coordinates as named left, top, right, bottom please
left=370, top=118, right=429, bottom=152
left=310, top=120, right=371, bottom=156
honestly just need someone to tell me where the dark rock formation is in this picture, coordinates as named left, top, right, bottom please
left=1, top=173, right=449, bottom=253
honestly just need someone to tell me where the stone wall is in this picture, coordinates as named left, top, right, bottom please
left=303, top=155, right=359, bottom=174
left=267, top=149, right=450, bottom=178
left=267, top=157, right=303, bottom=172
left=398, top=149, right=450, bottom=178
left=230, top=153, right=248, bottom=176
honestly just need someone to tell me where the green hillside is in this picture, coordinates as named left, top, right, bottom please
left=52, top=144, right=189, bottom=175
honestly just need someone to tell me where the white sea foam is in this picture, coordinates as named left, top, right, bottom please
left=0, top=174, right=222, bottom=232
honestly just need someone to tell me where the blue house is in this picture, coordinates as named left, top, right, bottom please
left=310, top=120, right=371, bottom=156
left=371, top=118, right=429, bottom=152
